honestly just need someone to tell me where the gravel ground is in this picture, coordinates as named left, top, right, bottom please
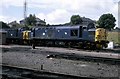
left=1, top=45, right=120, bottom=78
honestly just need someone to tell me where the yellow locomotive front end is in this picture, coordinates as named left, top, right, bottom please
left=23, top=31, right=31, bottom=44
left=95, top=28, right=109, bottom=48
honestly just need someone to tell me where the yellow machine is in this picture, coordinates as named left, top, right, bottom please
left=95, top=28, right=109, bottom=48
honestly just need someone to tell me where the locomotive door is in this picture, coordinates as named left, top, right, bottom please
left=47, top=28, right=54, bottom=38
left=79, top=26, right=82, bottom=38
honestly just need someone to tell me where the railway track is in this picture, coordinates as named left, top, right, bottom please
left=47, top=53, right=120, bottom=65
left=1, top=44, right=120, bottom=53
left=1, top=45, right=120, bottom=79
left=1, top=45, right=120, bottom=65
left=1, top=65, right=94, bottom=79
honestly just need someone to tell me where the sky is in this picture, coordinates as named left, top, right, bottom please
left=0, top=0, right=120, bottom=27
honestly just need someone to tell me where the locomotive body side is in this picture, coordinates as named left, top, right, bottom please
left=32, top=26, right=91, bottom=40
left=31, top=25, right=95, bottom=48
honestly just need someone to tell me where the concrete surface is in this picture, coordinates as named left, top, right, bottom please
left=1, top=45, right=120, bottom=78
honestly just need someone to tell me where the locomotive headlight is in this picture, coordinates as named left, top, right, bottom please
left=65, top=32, right=67, bottom=35
left=11, top=34, right=13, bottom=36
left=58, top=30, right=60, bottom=32
left=43, top=33, right=45, bottom=35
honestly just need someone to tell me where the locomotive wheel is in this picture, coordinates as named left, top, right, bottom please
left=96, top=44, right=103, bottom=49
left=104, top=44, right=108, bottom=48
left=83, top=42, right=87, bottom=49
left=90, top=43, right=96, bottom=50
left=68, top=42, right=72, bottom=48
left=78, top=42, right=83, bottom=49
left=86, top=42, right=91, bottom=49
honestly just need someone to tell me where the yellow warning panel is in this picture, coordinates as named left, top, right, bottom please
left=95, top=28, right=107, bottom=42
left=23, top=31, right=31, bottom=40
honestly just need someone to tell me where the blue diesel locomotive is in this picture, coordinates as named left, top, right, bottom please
left=30, top=25, right=108, bottom=49
left=5, top=25, right=109, bottom=49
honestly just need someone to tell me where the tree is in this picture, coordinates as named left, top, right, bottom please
left=70, top=15, right=82, bottom=25
left=0, top=21, right=10, bottom=29
left=26, top=14, right=36, bottom=26
left=97, top=13, right=116, bottom=30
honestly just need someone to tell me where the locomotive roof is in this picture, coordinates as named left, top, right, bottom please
left=88, top=28, right=96, bottom=31
left=33, top=25, right=81, bottom=29
left=55, top=25, right=80, bottom=29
